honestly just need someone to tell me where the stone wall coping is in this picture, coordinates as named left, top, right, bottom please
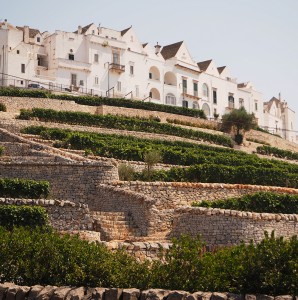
left=0, top=161, right=114, bottom=167
left=112, top=181, right=298, bottom=194
left=0, top=198, right=88, bottom=209
left=175, top=206, right=298, bottom=222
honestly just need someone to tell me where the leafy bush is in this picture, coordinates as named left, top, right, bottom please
left=257, top=145, right=298, bottom=161
left=0, top=87, right=206, bottom=118
left=118, top=163, right=135, bottom=181
left=0, top=178, right=50, bottom=198
left=18, top=109, right=233, bottom=147
left=0, top=205, right=48, bottom=230
left=0, top=103, right=6, bottom=112
left=193, top=192, right=298, bottom=214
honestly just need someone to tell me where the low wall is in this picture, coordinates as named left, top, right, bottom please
left=0, top=282, right=295, bottom=300
left=171, top=207, right=298, bottom=246
left=0, top=198, right=93, bottom=231
left=112, top=182, right=298, bottom=210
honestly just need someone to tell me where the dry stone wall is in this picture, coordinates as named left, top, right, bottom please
left=0, top=282, right=296, bottom=300
left=171, top=207, right=298, bottom=246
left=0, top=198, right=93, bottom=231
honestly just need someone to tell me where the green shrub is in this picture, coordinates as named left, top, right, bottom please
left=18, top=109, right=233, bottom=147
left=118, top=163, right=135, bottom=181
left=257, top=145, right=298, bottom=161
left=0, top=178, right=50, bottom=198
left=193, top=192, right=298, bottom=214
left=0, top=103, right=6, bottom=112
left=0, top=205, right=48, bottom=230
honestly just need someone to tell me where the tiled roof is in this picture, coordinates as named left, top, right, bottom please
left=121, top=26, right=132, bottom=36
left=217, top=66, right=226, bottom=74
left=160, top=41, right=183, bottom=60
left=16, top=26, right=41, bottom=38
left=74, top=23, right=94, bottom=34
left=197, top=59, right=212, bottom=71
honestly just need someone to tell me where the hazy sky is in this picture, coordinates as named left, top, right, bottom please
left=2, top=0, right=298, bottom=127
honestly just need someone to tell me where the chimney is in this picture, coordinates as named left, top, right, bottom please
left=78, top=26, right=82, bottom=34
left=154, top=42, right=161, bottom=55
left=24, top=25, right=29, bottom=43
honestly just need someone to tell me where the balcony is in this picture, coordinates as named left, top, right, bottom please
left=109, top=63, right=125, bottom=73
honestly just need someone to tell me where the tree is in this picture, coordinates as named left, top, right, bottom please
left=221, top=107, right=256, bottom=145
left=142, top=150, right=162, bottom=180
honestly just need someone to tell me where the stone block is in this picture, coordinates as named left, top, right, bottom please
left=0, top=283, right=16, bottom=300
left=274, top=297, right=293, bottom=300
left=256, top=296, right=274, bottom=300
left=27, top=285, right=44, bottom=300
left=167, top=291, right=190, bottom=300
left=104, top=289, right=123, bottom=300
left=16, top=286, right=31, bottom=300
left=51, top=287, right=72, bottom=300
left=36, top=285, right=57, bottom=300
left=122, top=289, right=141, bottom=300
left=6, top=285, right=21, bottom=300
left=141, top=289, right=170, bottom=300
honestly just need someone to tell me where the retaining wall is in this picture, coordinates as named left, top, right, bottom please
left=171, top=206, right=298, bottom=246
left=0, top=198, right=93, bottom=231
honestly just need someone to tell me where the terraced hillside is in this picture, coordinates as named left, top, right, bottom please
left=1, top=90, right=298, bottom=258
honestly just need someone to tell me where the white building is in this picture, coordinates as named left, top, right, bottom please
left=0, top=20, right=295, bottom=141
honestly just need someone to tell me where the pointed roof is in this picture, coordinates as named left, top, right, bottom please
left=238, top=83, right=248, bottom=89
left=197, top=59, right=212, bottom=71
left=142, top=43, right=148, bottom=48
left=160, top=41, right=183, bottom=60
left=74, top=23, right=93, bottom=34
left=16, top=26, right=41, bottom=38
left=217, top=66, right=226, bottom=74
left=121, top=26, right=132, bottom=36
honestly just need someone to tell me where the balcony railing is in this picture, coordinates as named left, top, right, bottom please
left=109, top=63, right=125, bottom=73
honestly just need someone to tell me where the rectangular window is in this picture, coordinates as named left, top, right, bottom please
left=193, top=82, right=198, bottom=97
left=255, top=102, right=258, bottom=111
left=182, top=100, right=188, bottom=108
left=37, top=37, right=40, bottom=43
left=94, top=54, right=99, bottom=63
left=112, top=51, right=119, bottom=64
left=130, top=65, right=134, bottom=75
left=21, top=64, right=25, bottom=73
left=213, top=90, right=217, bottom=104
left=17, top=50, right=20, bottom=54
left=79, top=80, right=84, bottom=86
left=135, top=86, right=139, bottom=97
left=71, top=74, right=77, bottom=86
left=239, top=98, right=244, bottom=107
left=149, top=72, right=152, bottom=79
left=69, top=54, right=74, bottom=60
left=228, top=94, right=234, bottom=109
left=94, top=76, right=99, bottom=85
left=182, top=79, right=187, bottom=94
left=117, top=81, right=121, bottom=92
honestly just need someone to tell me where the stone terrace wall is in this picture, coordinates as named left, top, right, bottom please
left=0, top=162, right=118, bottom=202
left=88, top=184, right=159, bottom=236
left=0, top=198, right=93, bottom=231
left=112, top=182, right=298, bottom=210
left=0, top=282, right=295, bottom=299
left=171, top=207, right=298, bottom=246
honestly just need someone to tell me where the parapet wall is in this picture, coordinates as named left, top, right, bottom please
left=0, top=198, right=93, bottom=231
left=112, top=182, right=298, bottom=210
left=171, top=206, right=298, bottom=246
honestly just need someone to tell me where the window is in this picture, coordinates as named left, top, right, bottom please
left=117, top=81, right=121, bottom=92
left=165, top=93, right=176, bottom=105
left=239, top=98, right=244, bottom=107
left=94, top=76, right=99, bottom=85
left=149, top=72, right=152, bottom=79
left=213, top=90, right=217, bottom=104
left=69, top=54, right=74, bottom=60
left=17, top=50, right=20, bottom=54
left=182, top=79, right=187, bottom=94
left=193, top=82, right=198, bottom=97
left=135, top=86, right=139, bottom=97
left=255, top=102, right=258, bottom=111
left=149, top=91, right=152, bottom=98
left=71, top=74, right=77, bottom=86
left=79, top=80, right=84, bottom=86
left=37, top=37, right=40, bottom=43
left=92, top=30, right=95, bottom=35
left=193, top=102, right=199, bottom=109
left=112, top=51, right=119, bottom=64
left=228, top=94, right=235, bottom=109
left=182, top=100, right=188, bottom=108
left=21, top=64, right=25, bottom=73
left=130, top=65, right=134, bottom=75
left=94, top=54, right=99, bottom=63
left=202, top=83, right=209, bottom=97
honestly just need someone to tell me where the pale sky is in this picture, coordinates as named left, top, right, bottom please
left=2, top=0, right=298, bottom=128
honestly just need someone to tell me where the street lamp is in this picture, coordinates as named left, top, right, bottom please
left=104, top=62, right=110, bottom=97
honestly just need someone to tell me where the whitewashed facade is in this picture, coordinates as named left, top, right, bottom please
left=0, top=20, right=295, bottom=141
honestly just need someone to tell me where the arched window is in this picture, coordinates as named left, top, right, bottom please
left=202, top=83, right=209, bottom=97
left=165, top=93, right=176, bottom=105
left=149, top=88, right=160, bottom=100
left=202, top=103, right=210, bottom=117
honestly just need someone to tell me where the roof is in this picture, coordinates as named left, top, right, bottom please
left=217, top=66, right=226, bottom=74
left=16, top=26, right=41, bottom=38
left=142, top=43, right=148, bottom=48
left=160, top=41, right=183, bottom=60
left=74, top=23, right=93, bottom=34
left=121, top=26, right=132, bottom=36
left=237, top=83, right=248, bottom=89
left=197, top=59, right=212, bottom=71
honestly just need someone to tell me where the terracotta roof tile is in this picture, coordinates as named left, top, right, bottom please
left=160, top=41, right=183, bottom=60
left=197, top=59, right=212, bottom=71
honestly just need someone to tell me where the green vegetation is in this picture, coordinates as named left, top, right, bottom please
left=0, top=178, right=49, bottom=199
left=0, top=102, right=6, bottom=112
left=221, top=107, right=256, bottom=145
left=0, top=146, right=3, bottom=156
left=0, top=87, right=206, bottom=118
left=257, top=145, right=298, bottom=161
left=18, top=109, right=233, bottom=147
left=0, top=205, right=48, bottom=230
left=0, top=228, right=297, bottom=295
left=166, top=118, right=218, bottom=130
left=118, top=163, right=135, bottom=181
left=192, top=192, right=298, bottom=214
